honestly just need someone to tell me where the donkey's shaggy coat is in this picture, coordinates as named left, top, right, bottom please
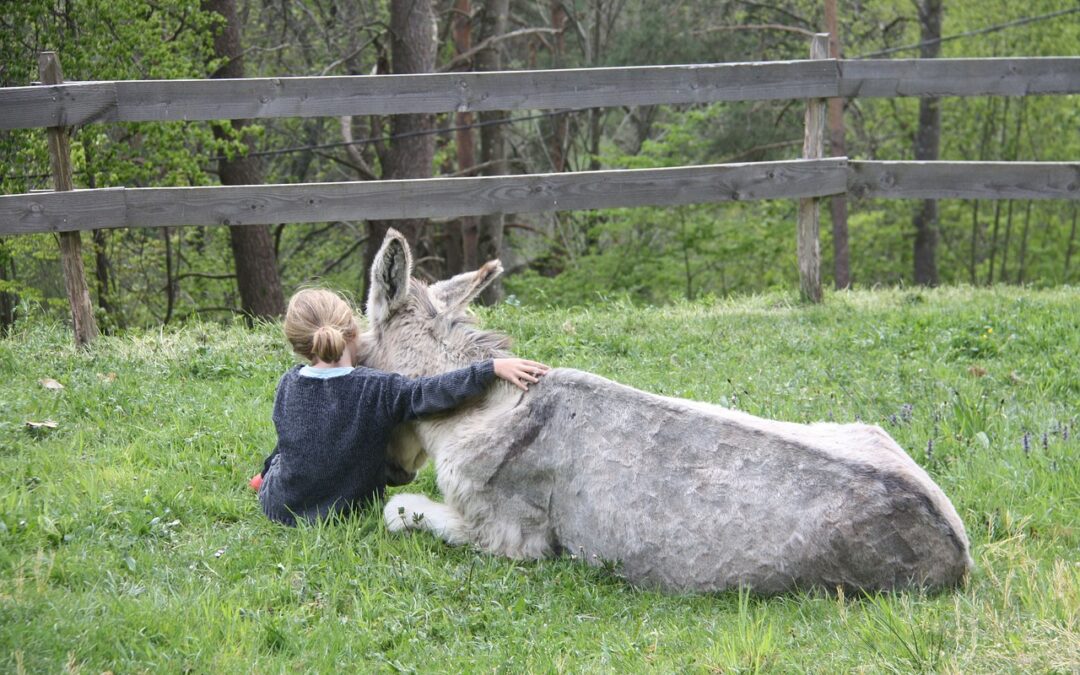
left=365, top=230, right=972, bottom=594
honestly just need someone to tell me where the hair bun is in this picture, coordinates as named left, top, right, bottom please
left=311, top=324, right=346, bottom=364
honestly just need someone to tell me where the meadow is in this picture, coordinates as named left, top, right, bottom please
left=1, top=286, right=1077, bottom=673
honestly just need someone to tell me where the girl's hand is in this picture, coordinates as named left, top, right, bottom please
left=493, top=358, right=550, bottom=391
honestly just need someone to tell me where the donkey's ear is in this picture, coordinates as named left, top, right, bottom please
left=366, top=229, right=413, bottom=325
left=430, top=259, right=503, bottom=311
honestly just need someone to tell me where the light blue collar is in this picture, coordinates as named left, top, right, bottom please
left=299, top=365, right=354, bottom=379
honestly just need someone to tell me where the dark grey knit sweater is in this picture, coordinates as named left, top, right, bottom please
left=259, top=360, right=495, bottom=526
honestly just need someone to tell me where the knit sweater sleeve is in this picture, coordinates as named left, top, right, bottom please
left=381, top=359, right=496, bottom=422
left=260, top=371, right=292, bottom=477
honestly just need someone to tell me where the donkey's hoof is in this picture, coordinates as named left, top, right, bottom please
left=384, top=494, right=429, bottom=533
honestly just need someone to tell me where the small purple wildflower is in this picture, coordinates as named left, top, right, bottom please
left=1064, top=425, right=1071, bottom=442
left=900, top=403, right=914, bottom=423
left=926, top=438, right=934, bottom=461
left=888, top=414, right=899, bottom=427
left=1022, top=432, right=1031, bottom=456
left=1042, top=432, right=1049, bottom=452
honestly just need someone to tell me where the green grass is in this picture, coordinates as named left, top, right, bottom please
left=1, top=286, right=1078, bottom=673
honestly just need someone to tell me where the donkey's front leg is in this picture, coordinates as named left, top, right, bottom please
left=384, top=493, right=470, bottom=546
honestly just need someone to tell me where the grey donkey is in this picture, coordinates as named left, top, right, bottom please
left=362, top=229, right=973, bottom=594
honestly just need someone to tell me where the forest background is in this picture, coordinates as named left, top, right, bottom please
left=1, top=0, right=1079, bottom=330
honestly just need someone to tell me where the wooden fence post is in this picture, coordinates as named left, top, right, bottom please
left=38, top=52, right=99, bottom=347
left=797, top=34, right=829, bottom=303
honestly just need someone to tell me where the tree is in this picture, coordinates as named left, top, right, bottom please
left=912, top=0, right=942, bottom=286
left=203, top=0, right=286, bottom=319
left=475, top=0, right=511, bottom=304
left=363, top=0, right=438, bottom=298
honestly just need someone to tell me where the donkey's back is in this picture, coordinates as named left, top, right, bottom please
left=516, top=368, right=971, bottom=594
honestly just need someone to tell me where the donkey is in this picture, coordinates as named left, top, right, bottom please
left=362, top=229, right=972, bottom=594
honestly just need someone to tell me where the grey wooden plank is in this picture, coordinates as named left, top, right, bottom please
left=114, top=61, right=837, bottom=121
left=841, top=58, right=1080, bottom=97
left=4, top=58, right=1080, bottom=131
left=849, top=161, right=1080, bottom=200
left=0, top=62, right=839, bottom=129
left=0, top=82, right=118, bottom=130
left=0, top=159, right=848, bottom=234
left=0, top=188, right=128, bottom=234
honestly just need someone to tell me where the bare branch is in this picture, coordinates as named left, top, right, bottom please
left=318, top=34, right=380, bottom=76
left=692, top=23, right=816, bottom=38
left=438, top=27, right=561, bottom=72
left=339, top=116, right=379, bottom=180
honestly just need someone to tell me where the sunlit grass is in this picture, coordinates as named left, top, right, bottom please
left=1, top=286, right=1077, bottom=671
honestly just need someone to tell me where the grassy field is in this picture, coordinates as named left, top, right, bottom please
left=1, top=286, right=1077, bottom=673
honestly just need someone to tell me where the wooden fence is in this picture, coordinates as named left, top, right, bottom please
left=1, top=42, right=1079, bottom=343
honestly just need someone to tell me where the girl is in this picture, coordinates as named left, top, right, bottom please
left=257, top=288, right=548, bottom=526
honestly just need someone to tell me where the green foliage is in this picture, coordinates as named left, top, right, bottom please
left=3, top=0, right=1080, bottom=323
left=1, top=288, right=1078, bottom=671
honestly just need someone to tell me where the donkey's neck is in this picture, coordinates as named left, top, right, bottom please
left=412, top=380, right=520, bottom=453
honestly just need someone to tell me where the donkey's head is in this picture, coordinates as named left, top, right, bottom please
left=360, top=228, right=512, bottom=378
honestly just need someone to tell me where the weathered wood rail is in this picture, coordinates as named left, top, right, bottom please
left=2, top=48, right=1079, bottom=342
left=3, top=160, right=1075, bottom=235
left=2, top=57, right=1078, bottom=130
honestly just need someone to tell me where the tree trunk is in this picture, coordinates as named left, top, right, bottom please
left=84, top=143, right=117, bottom=328
left=549, top=0, right=568, bottom=172
left=987, top=200, right=1001, bottom=285
left=92, top=229, right=114, bottom=327
left=912, top=0, right=942, bottom=286
left=825, top=0, right=850, bottom=289
left=1016, top=200, right=1032, bottom=284
left=1064, top=206, right=1077, bottom=279
left=0, top=241, right=15, bottom=336
left=1000, top=199, right=1014, bottom=282
left=364, top=0, right=437, bottom=294
left=203, top=0, right=285, bottom=321
left=588, top=0, right=603, bottom=172
left=451, top=0, right=477, bottom=275
left=968, top=200, right=979, bottom=284
left=476, top=0, right=510, bottom=304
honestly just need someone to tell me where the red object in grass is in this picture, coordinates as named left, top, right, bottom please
left=249, top=473, right=263, bottom=491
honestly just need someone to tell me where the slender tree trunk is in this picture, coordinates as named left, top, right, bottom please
left=83, top=143, right=116, bottom=328
left=968, top=200, right=979, bottom=284
left=968, top=97, right=998, bottom=284
left=825, top=0, right=850, bottom=289
left=1016, top=200, right=1032, bottom=284
left=364, top=0, right=437, bottom=295
left=92, top=229, right=114, bottom=326
left=451, top=0, right=477, bottom=274
left=1000, top=200, right=1014, bottom=282
left=986, top=98, right=1011, bottom=284
left=912, top=0, right=942, bottom=286
left=987, top=200, right=1001, bottom=285
left=549, top=0, right=568, bottom=172
left=0, top=241, right=15, bottom=335
left=588, top=0, right=603, bottom=172
left=476, top=0, right=510, bottom=304
left=163, top=228, right=177, bottom=324
left=203, top=0, right=285, bottom=320
left=1064, top=206, right=1077, bottom=279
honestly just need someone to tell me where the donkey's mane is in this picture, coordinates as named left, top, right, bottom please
left=409, top=277, right=513, bottom=359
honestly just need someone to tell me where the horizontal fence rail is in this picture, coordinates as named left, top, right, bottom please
left=848, top=161, right=1080, bottom=200
left=0, top=159, right=848, bottom=233
left=2, top=57, right=1078, bottom=130
left=3, top=159, right=1078, bottom=235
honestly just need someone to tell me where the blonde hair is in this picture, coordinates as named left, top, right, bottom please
left=283, top=288, right=360, bottom=364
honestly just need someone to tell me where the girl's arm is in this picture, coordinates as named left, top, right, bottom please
left=383, top=358, right=549, bottom=421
